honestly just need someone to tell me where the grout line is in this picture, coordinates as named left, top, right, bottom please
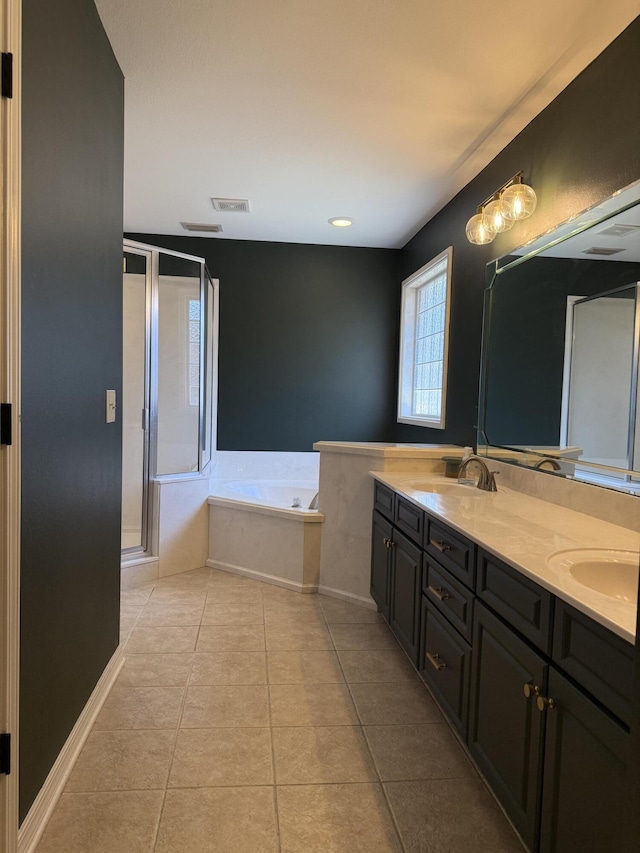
left=330, top=613, right=408, bottom=853
left=150, top=595, right=200, bottom=853
left=262, top=585, right=283, bottom=853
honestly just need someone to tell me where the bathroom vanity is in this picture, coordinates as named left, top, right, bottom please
left=370, top=473, right=637, bottom=853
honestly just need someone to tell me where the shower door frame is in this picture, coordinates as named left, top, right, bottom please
left=0, top=0, right=21, bottom=848
left=121, top=244, right=153, bottom=556
left=122, top=240, right=217, bottom=558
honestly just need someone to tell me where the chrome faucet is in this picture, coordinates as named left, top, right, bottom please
left=532, top=458, right=561, bottom=471
left=308, top=492, right=319, bottom=510
left=457, top=455, right=498, bottom=492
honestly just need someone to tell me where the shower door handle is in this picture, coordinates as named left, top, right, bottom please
left=141, top=408, right=149, bottom=430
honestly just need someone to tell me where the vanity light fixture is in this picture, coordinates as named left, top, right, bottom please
left=329, top=217, right=354, bottom=227
left=465, top=171, right=537, bottom=245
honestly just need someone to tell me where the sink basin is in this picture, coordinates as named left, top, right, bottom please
left=400, top=478, right=486, bottom=497
left=547, top=549, right=639, bottom=602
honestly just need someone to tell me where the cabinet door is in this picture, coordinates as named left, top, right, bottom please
left=371, top=511, right=392, bottom=620
left=469, top=602, right=547, bottom=852
left=419, top=596, right=471, bottom=737
left=389, top=529, right=422, bottom=666
left=540, top=668, right=630, bottom=853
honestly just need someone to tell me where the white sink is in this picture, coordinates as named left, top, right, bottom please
left=547, top=549, right=639, bottom=602
left=400, top=478, right=486, bottom=497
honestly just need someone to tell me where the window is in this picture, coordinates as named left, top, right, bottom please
left=397, top=247, right=452, bottom=428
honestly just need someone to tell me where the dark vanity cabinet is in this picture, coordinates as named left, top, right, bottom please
left=388, top=529, right=422, bottom=665
left=371, top=485, right=422, bottom=664
left=371, top=510, right=393, bottom=620
left=370, top=482, right=635, bottom=853
left=469, top=601, right=548, bottom=851
left=539, top=669, right=630, bottom=853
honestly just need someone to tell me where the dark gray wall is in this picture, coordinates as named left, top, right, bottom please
left=126, top=235, right=401, bottom=450
left=21, top=0, right=124, bottom=821
left=398, top=16, right=640, bottom=447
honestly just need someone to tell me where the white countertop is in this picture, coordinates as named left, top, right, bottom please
left=371, top=471, right=640, bottom=644
left=313, top=441, right=464, bottom=458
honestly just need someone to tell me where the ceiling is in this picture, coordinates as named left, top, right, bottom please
left=94, top=0, right=638, bottom=249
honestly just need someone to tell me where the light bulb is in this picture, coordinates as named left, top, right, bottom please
left=465, top=211, right=495, bottom=245
left=329, top=217, right=353, bottom=227
left=501, top=182, right=537, bottom=220
left=483, top=197, right=515, bottom=234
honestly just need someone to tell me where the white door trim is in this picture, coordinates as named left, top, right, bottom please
left=0, top=0, right=22, bottom=850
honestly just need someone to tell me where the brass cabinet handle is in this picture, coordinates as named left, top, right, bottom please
left=426, top=651, right=446, bottom=671
left=536, top=695, right=556, bottom=712
left=430, top=538, right=452, bottom=553
left=388, top=540, right=395, bottom=548
left=428, top=585, right=451, bottom=601
left=523, top=683, right=540, bottom=699
left=382, top=537, right=395, bottom=549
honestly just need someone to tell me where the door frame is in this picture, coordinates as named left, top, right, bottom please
left=0, top=0, right=21, bottom=849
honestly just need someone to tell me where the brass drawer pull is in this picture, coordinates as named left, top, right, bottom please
left=426, top=651, right=446, bottom=671
left=523, top=683, right=540, bottom=699
left=428, top=585, right=451, bottom=602
left=536, top=695, right=556, bottom=712
left=382, top=537, right=395, bottom=549
left=430, top=538, right=452, bottom=553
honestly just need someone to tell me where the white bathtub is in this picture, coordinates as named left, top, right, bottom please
left=207, top=477, right=324, bottom=592
left=219, top=479, right=318, bottom=511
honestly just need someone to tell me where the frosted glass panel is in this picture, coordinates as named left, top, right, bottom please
left=157, top=255, right=201, bottom=475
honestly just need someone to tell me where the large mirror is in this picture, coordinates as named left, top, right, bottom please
left=479, top=180, right=640, bottom=493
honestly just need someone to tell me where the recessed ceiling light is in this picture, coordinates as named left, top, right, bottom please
left=329, top=217, right=354, bottom=227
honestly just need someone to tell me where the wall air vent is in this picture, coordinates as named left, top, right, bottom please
left=596, top=223, right=640, bottom=238
left=181, top=222, right=223, bottom=233
left=582, top=246, right=625, bottom=256
left=211, top=197, right=251, bottom=213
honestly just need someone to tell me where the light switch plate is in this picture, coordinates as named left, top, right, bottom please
left=105, top=389, right=116, bottom=423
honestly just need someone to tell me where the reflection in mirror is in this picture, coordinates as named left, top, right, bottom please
left=479, top=179, right=640, bottom=493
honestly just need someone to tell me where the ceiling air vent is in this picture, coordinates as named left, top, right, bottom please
left=211, top=197, right=251, bottom=213
left=596, top=223, right=640, bottom=238
left=582, top=246, right=625, bottom=256
left=181, top=222, right=223, bottom=233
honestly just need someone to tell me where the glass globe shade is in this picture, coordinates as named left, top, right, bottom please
left=501, top=182, right=537, bottom=220
left=465, top=211, right=495, bottom=245
left=483, top=197, right=515, bottom=234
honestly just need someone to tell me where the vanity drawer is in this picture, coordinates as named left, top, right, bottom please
left=552, top=601, right=634, bottom=726
left=419, top=596, right=471, bottom=737
left=477, top=550, right=553, bottom=654
left=423, top=557, right=474, bottom=642
left=394, top=494, right=426, bottom=546
left=425, top=521, right=476, bottom=590
left=373, top=481, right=395, bottom=522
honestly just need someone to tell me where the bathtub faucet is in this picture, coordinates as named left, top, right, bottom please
left=308, top=492, right=319, bottom=510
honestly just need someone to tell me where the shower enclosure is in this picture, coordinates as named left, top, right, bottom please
left=122, top=240, right=218, bottom=555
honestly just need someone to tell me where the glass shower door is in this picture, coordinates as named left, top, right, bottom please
left=121, top=249, right=150, bottom=551
left=156, top=253, right=202, bottom=475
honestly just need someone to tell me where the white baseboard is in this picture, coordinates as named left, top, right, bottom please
left=317, top=584, right=378, bottom=610
left=18, top=645, right=125, bottom=853
left=205, top=558, right=318, bottom=594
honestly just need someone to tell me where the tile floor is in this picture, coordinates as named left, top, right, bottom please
left=36, top=567, right=525, bottom=853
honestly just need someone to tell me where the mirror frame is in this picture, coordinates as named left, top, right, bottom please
left=478, top=177, right=640, bottom=493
